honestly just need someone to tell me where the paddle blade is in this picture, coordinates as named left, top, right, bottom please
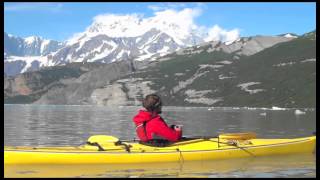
left=219, top=132, right=257, bottom=140
left=87, top=135, right=119, bottom=145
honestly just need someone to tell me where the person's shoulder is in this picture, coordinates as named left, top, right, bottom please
left=133, top=109, right=144, bottom=117
left=153, top=115, right=166, bottom=123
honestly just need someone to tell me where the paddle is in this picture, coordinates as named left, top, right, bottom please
left=181, top=132, right=257, bottom=157
left=86, top=135, right=118, bottom=151
left=182, top=132, right=257, bottom=141
left=87, top=135, right=120, bottom=144
left=86, top=135, right=131, bottom=152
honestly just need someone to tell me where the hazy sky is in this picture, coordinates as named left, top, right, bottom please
left=4, top=2, right=316, bottom=41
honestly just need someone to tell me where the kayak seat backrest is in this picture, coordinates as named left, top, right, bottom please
left=139, top=139, right=174, bottom=147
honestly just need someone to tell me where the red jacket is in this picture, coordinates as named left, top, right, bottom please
left=133, top=110, right=182, bottom=142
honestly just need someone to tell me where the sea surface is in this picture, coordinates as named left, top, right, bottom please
left=4, top=104, right=316, bottom=178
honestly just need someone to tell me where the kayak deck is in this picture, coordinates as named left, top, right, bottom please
left=4, top=136, right=316, bottom=164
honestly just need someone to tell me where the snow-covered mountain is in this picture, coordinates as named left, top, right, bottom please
left=47, top=14, right=207, bottom=66
left=48, top=28, right=183, bottom=65
left=3, top=14, right=301, bottom=77
left=67, top=13, right=205, bottom=47
left=4, top=32, right=65, bottom=76
left=4, top=32, right=64, bottom=56
left=4, top=15, right=206, bottom=76
left=278, top=33, right=298, bottom=38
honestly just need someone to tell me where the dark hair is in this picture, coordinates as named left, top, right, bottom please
left=143, top=94, right=162, bottom=112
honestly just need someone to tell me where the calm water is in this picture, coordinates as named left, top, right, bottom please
left=4, top=104, right=316, bottom=178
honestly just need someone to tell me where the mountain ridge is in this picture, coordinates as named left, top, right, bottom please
left=4, top=29, right=300, bottom=76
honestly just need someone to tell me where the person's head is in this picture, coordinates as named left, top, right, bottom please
left=143, top=94, right=162, bottom=114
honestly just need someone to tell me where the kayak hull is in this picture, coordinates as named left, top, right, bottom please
left=4, top=136, right=316, bottom=164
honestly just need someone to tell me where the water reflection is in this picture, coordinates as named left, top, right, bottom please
left=4, top=154, right=315, bottom=178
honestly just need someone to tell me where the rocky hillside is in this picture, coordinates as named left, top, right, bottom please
left=4, top=60, right=137, bottom=104
left=90, top=30, right=316, bottom=108
left=4, top=30, right=316, bottom=107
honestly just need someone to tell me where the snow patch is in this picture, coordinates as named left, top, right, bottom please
left=237, top=82, right=265, bottom=94
left=301, top=58, right=316, bottom=63
left=217, top=60, right=232, bottom=65
left=295, top=109, right=306, bottom=115
left=185, top=89, right=212, bottom=98
left=138, top=32, right=163, bottom=49
left=174, top=73, right=185, bottom=76
left=199, top=64, right=224, bottom=69
left=116, top=50, right=127, bottom=59
left=173, top=69, right=210, bottom=93
left=225, top=40, right=234, bottom=45
left=219, top=74, right=235, bottom=80
left=75, top=36, right=92, bottom=52
left=89, top=41, right=117, bottom=62
left=40, top=39, right=51, bottom=54
left=273, top=62, right=296, bottom=67
left=24, top=36, right=38, bottom=44
left=272, top=106, right=286, bottom=110
left=284, top=34, right=298, bottom=38
left=135, top=54, right=153, bottom=61
left=116, top=78, right=143, bottom=83
left=273, top=63, right=285, bottom=67
left=5, top=55, right=48, bottom=73
left=158, top=46, right=170, bottom=54
left=165, top=38, right=172, bottom=43
left=136, top=37, right=142, bottom=43
left=185, top=97, right=223, bottom=105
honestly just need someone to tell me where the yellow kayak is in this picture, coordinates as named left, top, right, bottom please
left=4, top=134, right=316, bottom=165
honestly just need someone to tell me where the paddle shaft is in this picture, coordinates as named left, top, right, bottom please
left=120, top=135, right=255, bottom=156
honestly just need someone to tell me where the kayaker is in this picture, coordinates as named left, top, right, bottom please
left=133, top=94, right=182, bottom=142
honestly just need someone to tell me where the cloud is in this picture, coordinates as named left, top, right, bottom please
left=93, top=13, right=144, bottom=24
left=148, top=3, right=187, bottom=11
left=70, top=5, right=240, bottom=43
left=205, top=25, right=240, bottom=43
left=147, top=5, right=240, bottom=42
left=148, top=5, right=165, bottom=11
left=86, top=7, right=202, bottom=38
left=4, top=2, right=63, bottom=12
left=151, top=7, right=202, bottom=32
